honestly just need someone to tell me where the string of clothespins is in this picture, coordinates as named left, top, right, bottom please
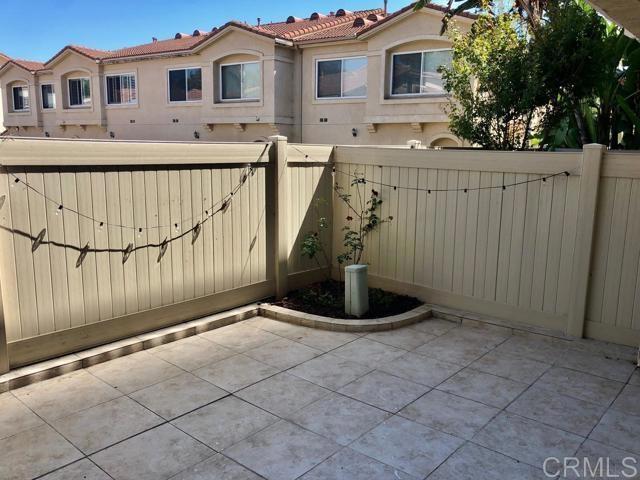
left=0, top=165, right=256, bottom=267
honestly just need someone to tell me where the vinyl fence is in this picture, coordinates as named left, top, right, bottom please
left=330, top=144, right=640, bottom=348
left=0, top=137, right=638, bottom=372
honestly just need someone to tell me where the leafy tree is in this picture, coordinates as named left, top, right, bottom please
left=536, top=11, right=640, bottom=149
left=433, top=0, right=640, bottom=149
left=441, top=14, right=540, bottom=149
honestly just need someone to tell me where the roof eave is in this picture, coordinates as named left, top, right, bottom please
left=357, top=4, right=474, bottom=40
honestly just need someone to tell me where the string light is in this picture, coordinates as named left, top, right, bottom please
left=290, top=144, right=571, bottom=195
left=2, top=164, right=254, bottom=266
left=6, top=163, right=257, bottom=232
left=333, top=168, right=570, bottom=194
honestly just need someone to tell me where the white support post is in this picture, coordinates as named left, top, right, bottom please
left=268, top=135, right=289, bottom=299
left=567, top=144, right=605, bottom=338
left=0, top=273, right=8, bottom=373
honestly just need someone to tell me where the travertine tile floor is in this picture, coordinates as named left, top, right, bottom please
left=0, top=316, right=638, bottom=479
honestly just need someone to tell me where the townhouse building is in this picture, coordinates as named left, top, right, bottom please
left=0, top=3, right=473, bottom=146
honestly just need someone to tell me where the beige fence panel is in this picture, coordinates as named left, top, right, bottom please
left=285, top=144, right=334, bottom=286
left=586, top=151, right=640, bottom=343
left=0, top=139, right=272, bottom=367
left=333, top=146, right=584, bottom=333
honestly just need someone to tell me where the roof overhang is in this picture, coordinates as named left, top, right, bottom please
left=45, top=46, right=101, bottom=68
left=0, top=60, right=39, bottom=77
left=587, top=0, right=640, bottom=39
left=357, top=4, right=474, bottom=40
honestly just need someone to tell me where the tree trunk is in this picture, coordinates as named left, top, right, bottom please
left=574, top=108, right=589, bottom=146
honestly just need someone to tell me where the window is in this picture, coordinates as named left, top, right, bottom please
left=106, top=73, right=137, bottom=105
left=316, top=57, right=367, bottom=99
left=168, top=67, right=202, bottom=102
left=68, top=78, right=91, bottom=107
left=41, top=84, right=55, bottom=110
left=12, top=85, right=29, bottom=111
left=220, top=62, right=260, bottom=101
left=391, top=50, right=452, bottom=96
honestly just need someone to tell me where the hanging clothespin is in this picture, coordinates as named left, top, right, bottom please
left=157, top=238, right=169, bottom=263
left=32, top=228, right=46, bottom=252
left=76, top=243, right=90, bottom=268
left=192, top=222, right=201, bottom=244
left=123, top=243, right=134, bottom=264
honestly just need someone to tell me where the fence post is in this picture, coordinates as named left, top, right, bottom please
left=268, top=135, right=289, bottom=299
left=567, top=144, right=605, bottom=338
left=0, top=275, right=8, bottom=373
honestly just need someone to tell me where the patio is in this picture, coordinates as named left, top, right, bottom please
left=0, top=315, right=638, bottom=480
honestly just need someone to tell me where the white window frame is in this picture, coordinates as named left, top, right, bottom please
left=67, top=76, right=92, bottom=108
left=12, top=85, right=30, bottom=112
left=40, top=83, right=55, bottom=110
left=315, top=56, right=367, bottom=100
left=167, top=67, right=202, bottom=103
left=104, top=72, right=138, bottom=106
left=219, top=61, right=261, bottom=102
left=389, top=48, right=452, bottom=98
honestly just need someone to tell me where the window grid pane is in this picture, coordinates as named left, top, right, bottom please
left=342, top=57, right=367, bottom=98
left=420, top=51, right=451, bottom=94
left=391, top=53, right=421, bottom=95
left=221, top=64, right=242, bottom=100
left=41, top=84, right=55, bottom=109
left=186, top=68, right=202, bottom=101
left=317, top=60, right=342, bottom=98
left=13, top=86, right=29, bottom=111
left=241, top=63, right=260, bottom=99
left=81, top=79, right=91, bottom=104
left=169, top=70, right=187, bottom=102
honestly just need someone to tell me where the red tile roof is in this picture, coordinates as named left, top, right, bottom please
left=0, top=57, right=46, bottom=73
left=358, top=2, right=476, bottom=36
left=256, top=8, right=384, bottom=40
left=4, top=3, right=475, bottom=71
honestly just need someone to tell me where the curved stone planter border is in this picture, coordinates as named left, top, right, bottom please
left=258, top=303, right=433, bottom=332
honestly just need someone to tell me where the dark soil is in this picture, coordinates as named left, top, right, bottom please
left=273, top=280, right=422, bottom=319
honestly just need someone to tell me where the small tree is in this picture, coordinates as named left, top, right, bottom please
left=300, top=175, right=392, bottom=280
left=335, top=177, right=392, bottom=267
left=300, top=198, right=332, bottom=279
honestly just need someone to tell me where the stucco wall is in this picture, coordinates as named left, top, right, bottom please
left=1, top=9, right=471, bottom=146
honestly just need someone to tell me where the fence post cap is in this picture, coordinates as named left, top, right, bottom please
left=268, top=135, right=288, bottom=142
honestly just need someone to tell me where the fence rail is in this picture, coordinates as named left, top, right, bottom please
left=0, top=137, right=638, bottom=372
